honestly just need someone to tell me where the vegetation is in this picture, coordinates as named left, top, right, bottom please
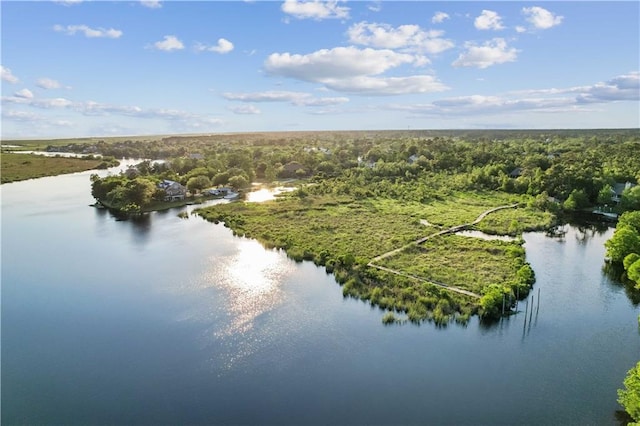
left=605, top=211, right=640, bottom=287
left=67, top=128, right=638, bottom=324
left=619, top=361, right=640, bottom=425
left=1, top=153, right=117, bottom=184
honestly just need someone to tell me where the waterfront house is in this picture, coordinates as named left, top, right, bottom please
left=158, top=180, right=187, bottom=201
left=611, top=181, right=636, bottom=203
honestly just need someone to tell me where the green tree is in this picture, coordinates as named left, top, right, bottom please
left=619, top=211, right=640, bottom=233
left=619, top=361, right=640, bottom=424
left=624, top=253, right=640, bottom=270
left=228, top=175, right=249, bottom=190
left=126, top=178, right=157, bottom=208
left=563, top=188, right=589, bottom=210
left=187, top=175, right=211, bottom=193
left=605, top=226, right=640, bottom=263
left=622, top=186, right=640, bottom=211
left=597, top=184, right=614, bottom=205
left=628, top=260, right=640, bottom=286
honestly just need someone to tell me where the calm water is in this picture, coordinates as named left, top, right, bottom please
left=2, top=165, right=639, bottom=425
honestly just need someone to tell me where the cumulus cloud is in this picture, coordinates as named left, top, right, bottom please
left=53, top=24, right=123, bottom=38
left=281, top=0, right=349, bottom=20
left=452, top=38, right=518, bottom=69
left=1, top=66, right=19, bottom=83
left=14, top=89, right=34, bottom=99
left=432, top=12, right=450, bottom=24
left=265, top=46, right=416, bottom=81
left=515, top=26, right=526, bottom=33
left=151, top=35, right=184, bottom=51
left=474, top=10, right=505, bottom=30
left=195, top=38, right=234, bottom=54
left=223, top=90, right=349, bottom=106
left=37, top=78, right=64, bottom=89
left=264, top=46, right=448, bottom=95
left=522, top=6, right=563, bottom=30
left=228, top=104, right=261, bottom=115
left=576, top=71, right=639, bottom=103
left=140, top=0, right=162, bottom=8
left=347, top=22, right=454, bottom=54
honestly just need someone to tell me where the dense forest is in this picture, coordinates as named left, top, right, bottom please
left=80, top=129, right=640, bottom=213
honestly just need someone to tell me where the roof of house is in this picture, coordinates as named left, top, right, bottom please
left=613, top=181, right=636, bottom=196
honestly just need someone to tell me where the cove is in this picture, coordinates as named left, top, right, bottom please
left=1, top=164, right=639, bottom=425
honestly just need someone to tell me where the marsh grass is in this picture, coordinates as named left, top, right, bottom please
left=1, top=153, right=104, bottom=183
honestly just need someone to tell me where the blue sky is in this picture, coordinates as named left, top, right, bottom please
left=1, top=1, right=638, bottom=139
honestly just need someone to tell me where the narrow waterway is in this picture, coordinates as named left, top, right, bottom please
left=1, top=165, right=638, bottom=425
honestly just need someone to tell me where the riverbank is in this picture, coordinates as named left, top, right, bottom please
left=1, top=152, right=117, bottom=184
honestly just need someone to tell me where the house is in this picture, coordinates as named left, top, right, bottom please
left=158, top=180, right=187, bottom=201
left=611, top=181, right=636, bottom=203
left=509, top=167, right=523, bottom=178
left=408, top=154, right=419, bottom=164
left=207, top=187, right=231, bottom=196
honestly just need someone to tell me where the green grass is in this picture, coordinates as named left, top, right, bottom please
left=376, top=234, right=526, bottom=294
left=474, top=206, right=556, bottom=235
left=1, top=153, right=105, bottom=184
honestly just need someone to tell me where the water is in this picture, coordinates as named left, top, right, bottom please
left=2, top=167, right=639, bottom=425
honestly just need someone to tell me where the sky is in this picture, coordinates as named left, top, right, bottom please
left=1, top=1, right=639, bottom=139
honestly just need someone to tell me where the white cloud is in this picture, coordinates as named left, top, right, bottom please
left=347, top=22, right=454, bottom=54
left=452, top=38, right=518, bottom=69
left=151, top=35, right=184, bottom=51
left=140, top=0, right=162, bottom=8
left=264, top=46, right=448, bottom=95
left=53, top=24, right=123, bottom=39
left=432, top=12, right=450, bottom=24
left=2, top=94, right=223, bottom=131
left=228, top=104, right=261, bottom=115
left=368, top=1, right=382, bottom=13
left=2, top=110, right=43, bottom=122
left=1, top=66, right=19, bottom=83
left=322, top=75, right=449, bottom=95
left=265, top=46, right=417, bottom=81
left=474, top=10, right=505, bottom=31
left=515, top=26, right=526, bottom=33
left=223, top=90, right=349, bottom=106
left=522, top=6, right=563, bottom=30
left=281, top=0, right=349, bottom=20
left=36, top=78, right=63, bottom=89
left=14, top=89, right=34, bottom=99
left=53, top=0, right=83, bottom=5
left=383, top=71, right=640, bottom=118
left=195, top=38, right=234, bottom=54
left=576, top=71, right=640, bottom=103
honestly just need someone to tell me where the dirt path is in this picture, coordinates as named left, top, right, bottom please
left=367, top=203, right=520, bottom=298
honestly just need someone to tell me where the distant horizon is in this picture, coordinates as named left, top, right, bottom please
left=2, top=1, right=638, bottom=139
left=3, top=127, right=639, bottom=143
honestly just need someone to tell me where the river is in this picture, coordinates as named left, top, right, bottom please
left=2, top=163, right=639, bottom=425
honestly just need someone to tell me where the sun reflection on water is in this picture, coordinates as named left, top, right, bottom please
left=210, top=239, right=294, bottom=337
left=245, top=186, right=295, bottom=203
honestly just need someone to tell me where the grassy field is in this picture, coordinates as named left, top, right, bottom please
left=196, top=191, right=547, bottom=324
left=1, top=153, right=104, bottom=184
left=376, top=234, right=525, bottom=294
